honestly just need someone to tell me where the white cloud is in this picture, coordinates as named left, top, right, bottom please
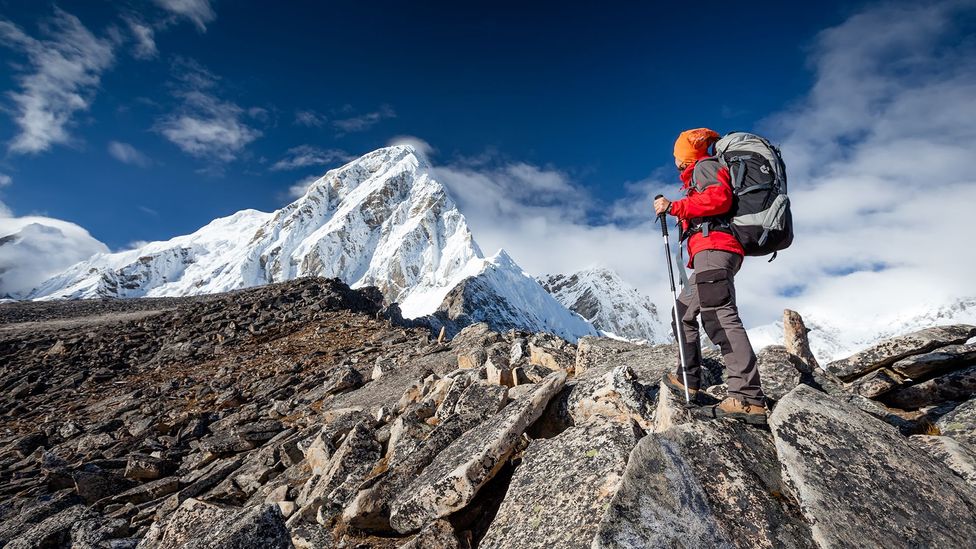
left=108, top=141, right=152, bottom=167
left=0, top=174, right=11, bottom=187
left=153, top=0, right=216, bottom=32
left=732, top=0, right=976, bottom=335
left=0, top=8, right=115, bottom=154
left=333, top=104, right=396, bottom=134
left=0, top=212, right=108, bottom=299
left=155, top=59, right=261, bottom=163
left=271, top=145, right=351, bottom=171
left=294, top=109, right=327, bottom=127
left=388, top=135, right=434, bottom=157
left=124, top=16, right=157, bottom=59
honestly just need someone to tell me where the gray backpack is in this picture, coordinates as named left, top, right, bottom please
left=712, top=131, right=793, bottom=259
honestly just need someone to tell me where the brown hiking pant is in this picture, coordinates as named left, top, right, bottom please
left=671, top=249, right=764, bottom=405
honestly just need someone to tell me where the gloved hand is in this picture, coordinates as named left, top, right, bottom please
left=653, top=196, right=671, bottom=216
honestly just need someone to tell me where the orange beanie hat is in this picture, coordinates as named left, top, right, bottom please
left=673, top=128, right=720, bottom=167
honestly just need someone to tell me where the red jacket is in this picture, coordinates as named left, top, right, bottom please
left=668, top=159, right=744, bottom=265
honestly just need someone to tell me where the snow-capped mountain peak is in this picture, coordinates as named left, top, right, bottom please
left=539, top=266, right=667, bottom=342
left=29, top=144, right=596, bottom=341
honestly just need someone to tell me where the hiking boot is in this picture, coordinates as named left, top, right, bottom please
left=702, top=397, right=768, bottom=425
left=663, top=372, right=699, bottom=402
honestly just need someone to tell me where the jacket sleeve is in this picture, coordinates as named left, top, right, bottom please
left=669, top=163, right=733, bottom=219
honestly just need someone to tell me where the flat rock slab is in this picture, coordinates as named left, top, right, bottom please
left=593, top=419, right=812, bottom=549
left=389, top=370, right=567, bottom=533
left=891, top=343, right=976, bottom=379
left=882, top=364, right=976, bottom=410
left=937, top=397, right=976, bottom=450
left=826, top=325, right=976, bottom=381
left=769, top=384, right=976, bottom=548
left=479, top=419, right=640, bottom=548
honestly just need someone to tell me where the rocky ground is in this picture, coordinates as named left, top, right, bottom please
left=1, top=279, right=975, bottom=548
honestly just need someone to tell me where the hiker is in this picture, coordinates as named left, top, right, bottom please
left=652, top=128, right=767, bottom=424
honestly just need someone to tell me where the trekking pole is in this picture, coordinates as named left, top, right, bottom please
left=655, top=195, right=691, bottom=405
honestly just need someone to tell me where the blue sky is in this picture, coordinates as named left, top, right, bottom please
left=1, top=0, right=975, bottom=342
left=0, top=0, right=867, bottom=249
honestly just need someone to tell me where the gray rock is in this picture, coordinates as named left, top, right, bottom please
left=847, top=367, right=905, bottom=399
left=341, top=382, right=506, bottom=532
left=769, top=384, right=976, bottom=548
left=291, top=420, right=380, bottom=526
left=826, top=325, right=976, bottom=381
left=883, top=364, right=976, bottom=410
left=5, top=505, right=90, bottom=549
left=138, top=498, right=291, bottom=548
left=70, top=515, right=130, bottom=548
left=0, top=489, right=80, bottom=544
left=568, top=365, right=655, bottom=429
left=125, top=454, right=175, bottom=480
left=397, top=519, right=462, bottom=549
left=594, top=419, right=811, bottom=549
left=480, top=419, right=640, bottom=548
left=936, top=397, right=976, bottom=449
left=755, top=345, right=804, bottom=401
left=112, top=476, right=181, bottom=505
left=890, top=343, right=976, bottom=379
left=389, top=370, right=567, bottom=533
left=323, top=365, right=364, bottom=396
left=73, top=469, right=135, bottom=504
left=909, top=434, right=976, bottom=487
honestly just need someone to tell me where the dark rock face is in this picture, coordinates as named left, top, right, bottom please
left=769, top=385, right=976, bottom=548
left=937, top=397, right=976, bottom=450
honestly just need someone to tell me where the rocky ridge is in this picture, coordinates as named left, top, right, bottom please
left=2, top=281, right=976, bottom=547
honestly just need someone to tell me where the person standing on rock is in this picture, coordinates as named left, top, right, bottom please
left=653, top=128, right=767, bottom=424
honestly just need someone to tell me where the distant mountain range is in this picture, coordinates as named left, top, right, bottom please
left=18, top=144, right=975, bottom=358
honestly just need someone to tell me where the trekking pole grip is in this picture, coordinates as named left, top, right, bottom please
left=654, top=195, right=669, bottom=236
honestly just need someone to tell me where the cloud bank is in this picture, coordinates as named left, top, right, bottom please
left=0, top=212, right=109, bottom=299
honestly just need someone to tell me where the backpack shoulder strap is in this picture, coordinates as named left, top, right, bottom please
left=691, top=157, right=724, bottom=192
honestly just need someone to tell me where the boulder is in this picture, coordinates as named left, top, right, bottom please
left=909, top=434, right=976, bottom=487
left=528, top=342, right=574, bottom=372
left=388, top=370, right=567, bottom=533
left=826, top=325, right=976, bottom=381
left=593, top=419, right=812, bottom=549
left=936, top=397, right=976, bottom=450
left=754, top=345, right=804, bottom=401
left=890, top=343, right=976, bottom=379
left=882, top=365, right=976, bottom=410
left=124, top=454, right=175, bottom=481
left=567, top=366, right=655, bottom=429
left=479, top=419, right=640, bottom=548
left=769, top=385, right=976, bottom=548
left=138, top=498, right=291, bottom=548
